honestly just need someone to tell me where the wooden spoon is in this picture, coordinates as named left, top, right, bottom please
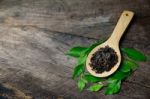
left=86, top=11, right=134, bottom=77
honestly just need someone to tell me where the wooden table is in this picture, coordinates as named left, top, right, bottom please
left=0, top=0, right=150, bottom=99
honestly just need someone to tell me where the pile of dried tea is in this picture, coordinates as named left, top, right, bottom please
left=90, top=46, right=118, bottom=73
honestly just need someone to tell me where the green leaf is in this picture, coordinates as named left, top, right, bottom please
left=77, top=54, right=87, bottom=65
left=72, top=64, right=84, bottom=79
left=77, top=79, right=86, bottom=91
left=105, top=80, right=121, bottom=95
left=66, top=46, right=88, bottom=57
left=88, top=83, right=103, bottom=92
left=120, top=62, right=131, bottom=72
left=121, top=48, right=147, bottom=61
left=66, top=38, right=107, bottom=58
left=120, top=60, right=138, bottom=72
left=107, top=78, right=118, bottom=84
left=91, top=38, right=107, bottom=48
left=109, top=70, right=131, bottom=81
left=83, top=74, right=102, bottom=83
left=85, top=38, right=107, bottom=54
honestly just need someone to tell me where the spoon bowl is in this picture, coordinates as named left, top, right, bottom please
left=86, top=11, right=134, bottom=77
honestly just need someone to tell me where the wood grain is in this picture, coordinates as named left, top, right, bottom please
left=0, top=0, right=149, bottom=99
left=0, top=0, right=149, bottom=39
left=0, top=26, right=149, bottom=99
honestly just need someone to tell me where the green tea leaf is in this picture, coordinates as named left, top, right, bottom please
left=78, top=79, right=86, bottom=91
left=109, top=70, right=131, bottom=81
left=91, top=38, right=107, bottom=48
left=66, top=46, right=88, bottom=57
left=77, top=54, right=87, bottom=65
left=72, top=64, right=84, bottom=79
left=120, top=60, right=138, bottom=72
left=85, top=38, right=107, bottom=54
left=120, top=62, right=131, bottom=72
left=83, top=74, right=102, bottom=83
left=88, top=83, right=103, bottom=92
left=66, top=38, right=107, bottom=58
left=105, top=80, right=121, bottom=95
left=107, top=78, right=118, bottom=84
left=121, top=48, right=147, bottom=61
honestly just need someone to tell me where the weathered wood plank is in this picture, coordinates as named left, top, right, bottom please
left=0, top=26, right=149, bottom=99
left=0, top=0, right=150, bottom=39
left=0, top=0, right=149, bottom=99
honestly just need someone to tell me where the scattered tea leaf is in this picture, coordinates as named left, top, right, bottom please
left=88, top=83, right=103, bottom=91
left=121, top=48, right=147, bottom=61
left=66, top=46, right=88, bottom=57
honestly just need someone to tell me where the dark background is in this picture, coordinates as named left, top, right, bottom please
left=0, top=0, right=149, bottom=99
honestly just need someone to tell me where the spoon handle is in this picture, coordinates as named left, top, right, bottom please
left=109, top=11, right=134, bottom=43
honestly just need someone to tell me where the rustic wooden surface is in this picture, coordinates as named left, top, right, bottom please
left=0, top=0, right=150, bottom=99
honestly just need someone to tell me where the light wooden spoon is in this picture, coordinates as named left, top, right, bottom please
left=86, top=11, right=134, bottom=77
